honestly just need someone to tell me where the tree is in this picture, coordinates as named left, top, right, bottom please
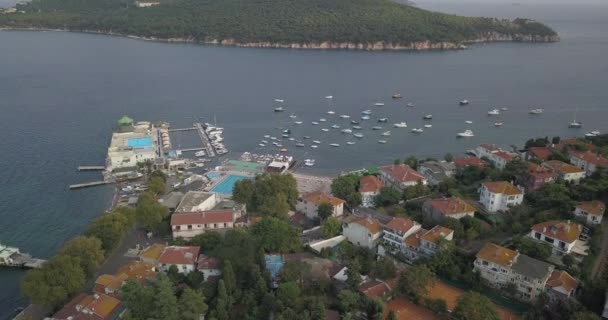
left=453, top=292, right=499, bottom=320
left=331, top=175, right=360, bottom=201
left=552, top=136, right=561, bottom=144
left=317, top=202, right=334, bottom=221
left=233, top=174, right=298, bottom=215
left=178, top=288, right=208, bottom=320
left=136, top=191, right=170, bottom=232
left=345, top=192, right=363, bottom=208
left=252, top=217, right=301, bottom=253
left=279, top=261, right=311, bottom=287
left=21, top=255, right=86, bottom=307
left=121, top=280, right=155, bottom=320
left=222, top=260, right=237, bottom=296
left=59, top=236, right=105, bottom=277
left=375, top=187, right=401, bottom=207
left=149, top=175, right=166, bottom=195
left=277, top=282, right=301, bottom=308
left=190, top=231, right=222, bottom=253
left=444, top=153, right=454, bottom=162
left=321, top=217, right=342, bottom=238
left=212, top=280, right=230, bottom=320
left=154, top=276, right=179, bottom=320
left=513, top=237, right=552, bottom=260
left=346, top=259, right=362, bottom=289
left=572, top=311, right=601, bottom=320
left=563, top=254, right=576, bottom=268
left=85, top=210, right=131, bottom=252
left=338, top=290, right=360, bottom=313
left=403, top=183, right=431, bottom=201
left=425, top=298, right=448, bottom=314
left=387, top=311, right=397, bottom=320
left=233, top=179, right=255, bottom=206
left=404, top=156, right=419, bottom=170
left=366, top=298, right=384, bottom=320
left=398, top=265, right=434, bottom=301
left=372, top=256, right=396, bottom=280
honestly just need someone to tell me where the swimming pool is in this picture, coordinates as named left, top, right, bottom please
left=211, top=174, right=250, bottom=194
left=127, top=137, right=153, bottom=148
left=205, top=171, right=221, bottom=182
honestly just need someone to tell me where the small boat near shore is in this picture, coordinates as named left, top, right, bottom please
left=340, top=115, right=351, bottom=119
left=411, top=128, right=423, bottom=133
left=274, top=99, right=285, bottom=103
left=312, top=121, right=319, bottom=125
left=585, top=130, right=600, bottom=137
left=352, top=126, right=363, bottom=130
left=341, top=129, right=353, bottom=134
left=392, top=94, right=402, bottom=99
left=313, top=140, right=321, bottom=144
left=362, top=110, right=372, bottom=115
left=424, top=124, right=432, bottom=128
left=304, top=159, right=316, bottom=166
left=319, top=118, right=327, bottom=122
left=487, top=109, right=500, bottom=116
left=331, top=124, right=341, bottom=129
left=372, top=126, right=383, bottom=130
left=423, top=114, right=433, bottom=120
left=378, top=118, right=388, bottom=123
left=327, top=110, right=336, bottom=115
left=381, top=131, right=391, bottom=136
left=361, top=115, right=371, bottom=120
left=378, top=140, right=387, bottom=144
left=274, top=107, right=285, bottom=112
left=329, top=143, right=340, bottom=147
left=494, top=122, right=503, bottom=127
left=347, top=141, right=356, bottom=145
left=374, top=102, right=385, bottom=106
left=459, top=99, right=469, bottom=106
left=394, top=122, right=407, bottom=128
left=529, top=108, right=543, bottom=115
left=321, top=128, right=329, bottom=132
left=195, top=150, right=206, bottom=157
left=457, top=130, right=475, bottom=137
left=406, top=102, right=415, bottom=107
left=354, top=133, right=364, bottom=138
left=465, top=120, right=473, bottom=124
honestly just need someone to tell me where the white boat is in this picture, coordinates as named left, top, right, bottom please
left=274, top=107, right=285, bottom=112
left=288, top=137, right=295, bottom=141
left=282, top=134, right=289, bottom=138
left=313, top=140, right=321, bottom=144
left=362, top=110, right=372, bottom=115
left=592, top=130, right=601, bottom=135
left=296, top=143, right=305, bottom=147
left=353, top=133, right=364, bottom=138
left=304, top=159, right=316, bottom=166
left=264, top=135, right=271, bottom=138
left=270, top=136, right=277, bottom=140
left=423, top=114, right=433, bottom=120
left=340, top=115, right=350, bottom=119
left=465, top=120, right=473, bottom=124
left=361, top=115, right=371, bottom=120
left=394, top=122, right=408, bottom=128
left=331, top=124, right=341, bottom=129
left=378, top=118, right=388, bottom=123
left=258, top=143, right=266, bottom=147
left=487, top=109, right=500, bottom=116
left=294, top=121, right=303, bottom=125
left=194, top=162, right=205, bottom=168
left=303, top=136, right=311, bottom=139
left=424, top=124, right=432, bottom=128
left=411, top=128, right=423, bottom=133
left=459, top=100, right=469, bottom=106
left=374, top=102, right=385, bottom=106
left=319, top=118, right=327, bottom=122
left=351, top=120, right=360, bottom=125
left=346, top=141, right=356, bottom=145
left=262, top=140, right=268, bottom=143
left=311, top=145, right=318, bottom=149
left=352, top=126, right=363, bottom=130
left=494, top=122, right=503, bottom=127
left=327, top=110, right=336, bottom=115
left=585, top=131, right=600, bottom=137
left=289, top=113, right=297, bottom=119
left=372, top=126, right=382, bottom=130
left=311, top=121, right=319, bottom=125
left=529, top=108, right=543, bottom=115
left=569, top=121, right=582, bottom=128
left=501, top=107, right=509, bottom=111
left=321, top=128, right=330, bottom=132
left=341, top=129, right=353, bottom=134
left=406, top=102, right=415, bottom=107
left=457, top=130, right=475, bottom=137
left=280, top=148, right=288, bottom=153
left=392, top=93, right=402, bottom=99
left=274, top=99, right=285, bottom=103
left=381, top=131, right=391, bottom=136
left=329, top=143, right=340, bottom=147
left=272, top=142, right=279, bottom=146
left=378, top=140, right=387, bottom=144
left=325, top=95, right=333, bottom=99
left=195, top=150, right=206, bottom=157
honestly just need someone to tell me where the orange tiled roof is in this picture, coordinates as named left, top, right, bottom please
left=404, top=229, right=427, bottom=248
left=546, top=270, right=578, bottom=293
left=494, top=151, right=514, bottom=161
left=420, top=225, right=453, bottom=244
left=351, top=216, right=382, bottom=234
left=359, top=175, right=383, bottom=193
left=476, top=243, right=518, bottom=267
left=531, top=220, right=582, bottom=244
left=528, top=147, right=553, bottom=160
left=543, top=160, right=584, bottom=174
left=453, top=156, right=486, bottom=168
left=482, top=181, right=522, bottom=195
left=577, top=201, right=606, bottom=217
left=571, top=151, right=608, bottom=167
left=117, top=261, right=156, bottom=282
left=140, top=243, right=166, bottom=261
left=158, top=246, right=200, bottom=265
left=302, top=191, right=345, bottom=206
left=428, top=197, right=475, bottom=216
left=379, top=164, right=426, bottom=183
left=385, top=217, right=418, bottom=234
left=359, top=280, right=391, bottom=298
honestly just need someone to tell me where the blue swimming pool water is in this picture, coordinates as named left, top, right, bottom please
left=127, top=137, right=153, bottom=148
left=206, top=171, right=221, bottom=181
left=211, top=174, right=249, bottom=194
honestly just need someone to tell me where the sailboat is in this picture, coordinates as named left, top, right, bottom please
left=569, top=108, right=582, bottom=128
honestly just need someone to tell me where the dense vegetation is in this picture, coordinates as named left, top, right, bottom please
left=0, top=0, right=557, bottom=47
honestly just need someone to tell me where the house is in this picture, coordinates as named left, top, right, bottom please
left=139, top=243, right=166, bottom=265
left=453, top=156, right=487, bottom=169
left=417, top=161, right=456, bottom=186
left=197, top=255, right=222, bottom=281
left=378, top=164, right=427, bottom=190
left=475, top=144, right=501, bottom=159
left=403, top=226, right=453, bottom=262
left=94, top=274, right=127, bottom=297
left=422, top=197, right=476, bottom=221
left=51, top=293, right=124, bottom=320
left=359, top=175, right=383, bottom=207
left=474, top=243, right=554, bottom=301
left=529, top=220, right=582, bottom=256
left=525, top=162, right=558, bottom=192
left=553, top=138, right=596, bottom=153
left=175, top=191, right=219, bottom=213
left=479, top=181, right=524, bottom=213
left=474, top=144, right=516, bottom=170
left=574, top=201, right=606, bottom=225
left=157, top=246, right=200, bottom=274
left=570, top=151, right=608, bottom=176
left=381, top=217, right=422, bottom=255
left=296, top=191, right=345, bottom=219
left=94, top=261, right=156, bottom=296
left=342, top=216, right=383, bottom=249
left=358, top=277, right=399, bottom=299
left=159, top=191, right=184, bottom=212
left=542, top=160, right=586, bottom=183
left=546, top=270, right=578, bottom=301
left=526, top=147, right=553, bottom=161
left=171, top=209, right=235, bottom=239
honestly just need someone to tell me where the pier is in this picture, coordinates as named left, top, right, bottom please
left=69, top=181, right=112, bottom=189
left=0, top=244, right=47, bottom=269
left=77, top=166, right=105, bottom=171
left=180, top=147, right=207, bottom=152
left=168, top=127, right=196, bottom=132
left=194, top=122, right=216, bottom=157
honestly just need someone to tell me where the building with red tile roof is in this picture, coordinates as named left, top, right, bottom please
left=546, top=270, right=578, bottom=300
left=382, top=217, right=422, bottom=256
left=526, top=147, right=553, bottom=161
left=475, top=144, right=516, bottom=170
left=378, top=164, right=427, bottom=190
left=479, top=181, right=524, bottom=213
left=359, top=175, right=383, bottom=207
left=343, top=216, right=383, bottom=249
left=453, top=156, right=487, bottom=169
left=542, top=160, right=586, bottom=183
left=529, top=220, right=582, bottom=255
left=197, top=254, right=222, bottom=281
left=423, top=197, right=476, bottom=220
left=570, top=151, right=608, bottom=176
left=525, top=162, right=558, bottom=192
left=171, top=209, right=235, bottom=239
left=157, top=246, right=200, bottom=274
left=402, top=225, right=453, bottom=262
left=574, top=201, right=606, bottom=225
left=52, top=293, right=124, bottom=320
left=296, top=191, right=345, bottom=219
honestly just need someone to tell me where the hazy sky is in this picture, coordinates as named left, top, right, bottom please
left=417, top=0, right=606, bottom=5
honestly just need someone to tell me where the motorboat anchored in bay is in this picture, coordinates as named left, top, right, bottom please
left=394, top=122, right=407, bottom=128
left=457, top=130, right=475, bottom=138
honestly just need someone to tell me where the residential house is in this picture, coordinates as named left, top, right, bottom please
left=139, top=243, right=165, bottom=265
left=381, top=217, right=421, bottom=255
left=197, top=254, right=222, bottom=282
left=94, top=274, right=127, bottom=297
left=546, top=270, right=578, bottom=301
left=417, top=161, right=456, bottom=186
left=175, top=191, right=219, bottom=213
left=475, top=144, right=516, bottom=170
left=526, top=147, right=553, bottom=161
left=358, top=277, right=399, bottom=300
left=570, top=151, right=608, bottom=176
left=157, top=246, right=200, bottom=274
left=171, top=209, right=235, bottom=239
left=158, top=191, right=184, bottom=212
left=422, top=197, right=476, bottom=221
left=403, top=226, right=453, bottom=262
left=51, top=293, right=124, bottom=320
left=525, top=162, right=558, bottom=192
left=529, top=220, right=582, bottom=256
left=474, top=243, right=554, bottom=301
left=479, top=181, right=524, bottom=213
left=475, top=144, right=501, bottom=159
left=542, top=160, right=586, bottom=183
left=378, top=164, right=427, bottom=190
left=359, top=175, right=383, bottom=207
left=94, top=261, right=156, bottom=296
left=296, top=191, right=345, bottom=219
left=342, top=216, right=383, bottom=249
left=574, top=201, right=606, bottom=225
left=453, top=156, right=487, bottom=170
left=553, top=138, right=596, bottom=153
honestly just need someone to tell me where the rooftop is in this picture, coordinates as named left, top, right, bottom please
left=159, top=192, right=184, bottom=209
left=350, top=216, right=382, bottom=234
left=420, top=225, right=453, bottom=244
left=52, top=293, right=123, bottom=320
left=116, top=261, right=156, bottom=282
left=571, top=151, right=608, bottom=167
left=379, top=164, right=426, bottom=183
left=577, top=201, right=606, bottom=217
left=531, top=220, right=582, bottom=244
left=494, top=150, right=515, bottom=161
left=197, top=254, right=221, bottom=270
left=528, top=147, right=553, bottom=160
left=158, top=246, right=200, bottom=265
left=546, top=270, right=578, bottom=293
left=301, top=191, right=345, bottom=206
left=482, top=181, right=522, bottom=195
left=542, top=160, right=584, bottom=174
left=511, top=254, right=553, bottom=280
left=453, top=156, right=486, bottom=168
left=175, top=191, right=216, bottom=212
left=359, top=175, right=383, bottom=193
left=385, top=217, right=418, bottom=234
left=479, top=143, right=500, bottom=152
left=404, top=228, right=427, bottom=248
left=427, top=197, right=475, bottom=216
left=140, top=243, right=166, bottom=261
left=476, top=243, right=518, bottom=268
left=171, top=210, right=235, bottom=226
left=359, top=280, right=392, bottom=298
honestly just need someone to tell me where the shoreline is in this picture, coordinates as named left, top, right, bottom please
left=0, top=27, right=559, bottom=51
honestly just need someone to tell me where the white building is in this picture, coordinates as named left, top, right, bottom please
left=381, top=217, right=421, bottom=254
left=422, top=197, right=476, bottom=221
left=342, top=216, right=383, bottom=249
left=574, top=201, right=605, bottom=225
left=171, top=210, right=235, bottom=239
left=479, top=181, right=524, bottom=213
left=528, top=220, right=582, bottom=256
left=474, top=144, right=516, bottom=170
left=106, top=129, right=157, bottom=171
left=378, top=164, right=427, bottom=191
left=569, top=151, right=608, bottom=176
left=546, top=270, right=578, bottom=301
left=296, top=191, right=345, bottom=220
left=542, top=160, right=586, bottom=183
left=175, top=191, right=219, bottom=213
left=197, top=255, right=222, bottom=282
left=359, top=175, right=383, bottom=207
left=157, top=246, right=200, bottom=274
left=403, top=225, right=454, bottom=262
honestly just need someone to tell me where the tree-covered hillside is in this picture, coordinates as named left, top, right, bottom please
left=0, top=0, right=558, bottom=48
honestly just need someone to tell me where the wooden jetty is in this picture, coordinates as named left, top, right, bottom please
left=168, top=127, right=196, bottom=132
left=77, top=166, right=105, bottom=171
left=69, top=181, right=111, bottom=189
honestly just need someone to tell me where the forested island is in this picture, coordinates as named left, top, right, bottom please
left=0, top=0, right=559, bottom=50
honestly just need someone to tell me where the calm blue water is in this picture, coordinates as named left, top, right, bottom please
left=1, top=1, right=607, bottom=318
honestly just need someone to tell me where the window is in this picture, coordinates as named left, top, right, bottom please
left=175, top=226, right=181, bottom=231
left=214, top=223, right=218, bottom=228
left=187, top=225, right=192, bottom=230
left=535, top=232, right=541, bottom=239
left=482, top=261, right=488, bottom=266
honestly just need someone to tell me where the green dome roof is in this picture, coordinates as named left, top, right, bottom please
left=118, top=116, right=134, bottom=125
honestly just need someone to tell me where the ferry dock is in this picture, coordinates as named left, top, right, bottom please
left=77, top=166, right=105, bottom=171
left=194, top=122, right=216, bottom=157
left=69, top=180, right=112, bottom=190
left=0, top=244, right=46, bottom=269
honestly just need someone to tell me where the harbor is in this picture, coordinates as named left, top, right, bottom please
left=0, top=244, right=46, bottom=269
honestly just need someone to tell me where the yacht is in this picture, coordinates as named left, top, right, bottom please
left=378, top=118, right=388, bottom=123
left=282, top=134, right=290, bottom=138
left=311, top=145, right=318, bottom=149
left=195, top=150, right=206, bottom=157
left=303, top=136, right=311, bottom=139
left=311, top=121, right=319, bottom=125
left=274, top=107, right=285, bottom=112
left=341, top=129, right=353, bottom=134
left=321, top=128, right=330, bottom=132
left=319, top=118, right=327, bottom=122
left=274, top=99, right=285, bottom=103
left=264, top=135, right=271, bottom=138
left=501, top=107, right=509, bottom=111
left=392, top=94, right=402, bottom=99
left=361, top=115, right=371, bottom=120
left=465, top=120, right=473, bottom=124
left=378, top=140, right=388, bottom=144
left=294, top=121, right=303, bottom=125
left=288, top=137, right=295, bottom=141
left=494, top=122, right=503, bottom=127
left=258, top=143, right=266, bottom=147
left=289, top=113, right=297, bottom=119
left=351, top=120, right=360, bottom=125
left=459, top=100, right=469, bottom=106
left=381, top=131, right=391, bottom=136
left=585, top=131, right=601, bottom=137
left=295, top=143, right=305, bottom=147
left=569, top=121, right=582, bottom=128
left=424, top=124, right=432, bottom=128
left=406, top=102, right=415, bottom=108
left=272, top=142, right=279, bottom=146
left=283, top=129, right=291, bottom=134
left=354, top=133, right=364, bottom=138
left=329, top=143, right=340, bottom=147
left=331, top=124, right=341, bottom=129
left=362, top=110, right=372, bottom=115
left=529, top=108, right=543, bottom=115
left=372, top=126, right=383, bottom=130
left=411, top=128, right=424, bottom=133
left=340, top=115, right=351, bottom=119
left=312, top=140, right=321, bottom=144
left=374, top=102, right=385, bottom=106
left=325, top=95, right=333, bottom=99
left=423, top=114, right=433, bottom=120
left=261, top=140, right=268, bottom=143
left=346, top=141, right=356, bottom=145
left=394, top=122, right=408, bottom=128
left=327, top=110, right=336, bottom=115
left=270, top=136, right=277, bottom=140
left=280, top=148, right=288, bottom=153
left=487, top=109, right=500, bottom=116
left=304, top=159, right=316, bottom=166
left=352, top=126, right=363, bottom=130
left=457, top=130, right=475, bottom=137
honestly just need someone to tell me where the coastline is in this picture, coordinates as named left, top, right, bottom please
left=0, top=27, right=559, bottom=51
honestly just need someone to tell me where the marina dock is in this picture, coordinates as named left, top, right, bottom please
left=194, top=122, right=216, bottom=157
left=168, top=127, right=196, bottom=132
left=0, top=244, right=46, bottom=269
left=69, top=181, right=111, bottom=189
left=77, top=166, right=105, bottom=171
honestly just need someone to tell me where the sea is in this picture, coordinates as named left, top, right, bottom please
left=1, top=0, right=607, bottom=318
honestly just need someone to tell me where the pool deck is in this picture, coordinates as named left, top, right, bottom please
left=205, top=171, right=254, bottom=194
